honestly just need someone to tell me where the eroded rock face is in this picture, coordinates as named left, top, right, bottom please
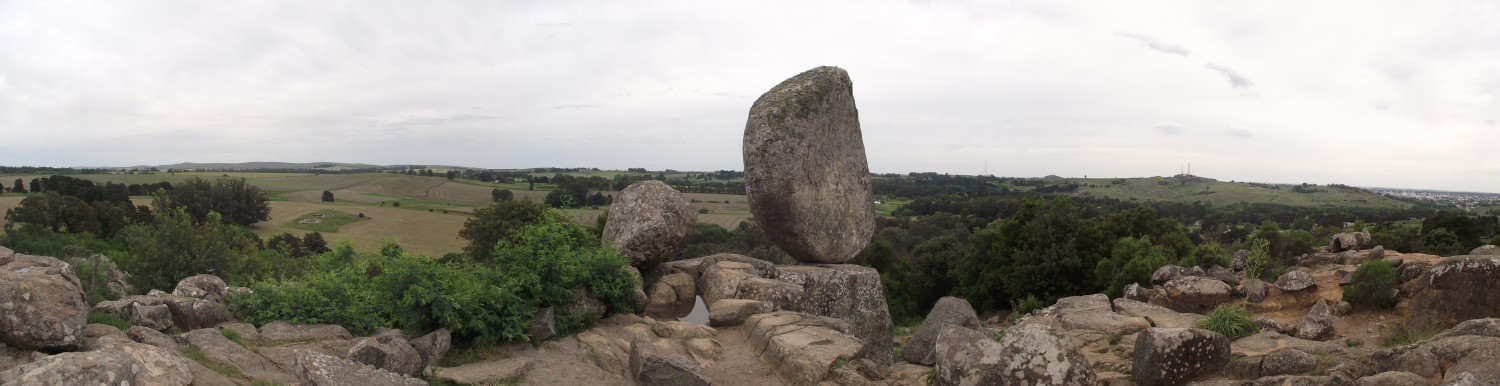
left=745, top=312, right=868, bottom=385
left=932, top=325, right=1006, bottom=385
left=936, top=316, right=1095, bottom=386
left=172, top=274, right=229, bottom=300
left=1471, top=245, right=1500, bottom=256
left=708, top=299, right=773, bottom=327
left=408, top=328, right=451, bottom=369
left=902, top=296, right=981, bottom=366
left=602, top=180, right=696, bottom=268
left=1330, top=232, right=1373, bottom=252
left=1112, top=298, right=1205, bottom=329
left=775, top=264, right=893, bottom=365
left=645, top=272, right=697, bottom=318
left=1150, top=276, right=1234, bottom=313
left=1295, top=300, right=1336, bottom=341
left=181, top=328, right=301, bottom=385
left=1132, top=327, right=1231, bottom=386
left=743, top=66, right=875, bottom=264
left=636, top=354, right=711, bottom=386
left=260, top=321, right=353, bottom=343
left=1408, top=255, right=1500, bottom=331
left=0, top=250, right=88, bottom=350
left=0, top=341, right=193, bottom=385
left=1243, top=279, right=1271, bottom=303
left=294, top=349, right=426, bottom=386
left=1274, top=271, right=1316, bottom=292
left=348, top=329, right=423, bottom=376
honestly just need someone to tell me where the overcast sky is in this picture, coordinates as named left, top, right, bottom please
left=2, top=1, right=1498, bottom=191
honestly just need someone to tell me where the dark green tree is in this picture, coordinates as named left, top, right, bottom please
left=266, top=233, right=307, bottom=257
left=458, top=200, right=549, bottom=261
left=116, top=195, right=260, bottom=291
left=11, top=178, right=23, bottom=193
left=302, top=232, right=330, bottom=254
left=321, top=191, right=335, bottom=202
left=166, top=177, right=271, bottom=227
left=491, top=188, right=514, bottom=202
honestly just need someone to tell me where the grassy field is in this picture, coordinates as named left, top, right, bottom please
left=284, top=210, right=366, bottom=233
left=1060, top=176, right=1412, bottom=209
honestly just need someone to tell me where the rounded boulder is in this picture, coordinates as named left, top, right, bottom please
left=602, top=180, right=696, bottom=268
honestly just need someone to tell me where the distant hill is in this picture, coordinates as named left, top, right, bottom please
left=108, top=162, right=385, bottom=171
left=1058, top=175, right=1412, bottom=209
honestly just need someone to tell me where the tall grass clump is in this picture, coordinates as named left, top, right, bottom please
left=1197, top=305, right=1258, bottom=340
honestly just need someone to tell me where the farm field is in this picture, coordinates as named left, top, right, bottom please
left=1060, top=176, right=1412, bottom=209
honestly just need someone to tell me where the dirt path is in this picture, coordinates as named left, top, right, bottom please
left=700, top=326, right=783, bottom=386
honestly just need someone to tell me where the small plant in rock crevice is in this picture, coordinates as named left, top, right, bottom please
left=1197, top=304, right=1258, bottom=340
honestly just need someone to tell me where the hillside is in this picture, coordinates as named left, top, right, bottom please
left=1056, top=175, right=1412, bottom=209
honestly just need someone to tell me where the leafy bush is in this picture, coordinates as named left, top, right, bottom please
left=1343, top=260, right=1399, bottom=309
left=232, top=209, right=637, bottom=344
left=1009, top=294, right=1048, bottom=318
left=1096, top=236, right=1173, bottom=298
left=1197, top=305, right=1258, bottom=340
left=116, top=202, right=259, bottom=292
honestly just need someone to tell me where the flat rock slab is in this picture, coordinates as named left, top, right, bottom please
left=260, top=321, right=353, bottom=343
left=746, top=312, right=866, bottom=386
left=294, top=349, right=426, bottom=386
left=775, top=264, right=894, bottom=365
left=742, top=66, right=875, bottom=265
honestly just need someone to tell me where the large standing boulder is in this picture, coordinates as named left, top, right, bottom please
left=1132, top=327, right=1231, bottom=386
left=902, top=296, right=981, bottom=365
left=0, top=341, right=193, bottom=385
left=1149, top=276, right=1235, bottom=313
left=1408, top=255, right=1500, bottom=331
left=602, top=180, right=697, bottom=268
left=775, top=264, right=893, bottom=364
left=742, top=66, right=875, bottom=264
left=0, top=249, right=88, bottom=350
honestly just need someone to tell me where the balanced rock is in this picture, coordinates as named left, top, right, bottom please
left=1132, top=327, right=1231, bottom=386
left=602, top=180, right=696, bottom=268
left=743, top=66, right=875, bottom=264
left=903, top=296, right=981, bottom=365
left=0, top=248, right=88, bottom=350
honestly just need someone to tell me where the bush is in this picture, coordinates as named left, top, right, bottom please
left=1343, top=260, right=1399, bottom=309
left=1197, top=305, right=1258, bottom=340
left=1245, top=238, right=1272, bottom=281
left=1009, top=295, right=1048, bottom=318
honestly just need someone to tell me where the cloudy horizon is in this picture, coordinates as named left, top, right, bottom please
left=2, top=1, right=1497, bottom=192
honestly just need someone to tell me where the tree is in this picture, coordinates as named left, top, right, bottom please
left=321, top=191, right=335, bottom=202
left=11, top=178, right=23, bottom=194
left=166, top=177, right=271, bottom=227
left=458, top=200, right=549, bottom=261
left=266, top=233, right=307, bottom=257
left=116, top=198, right=259, bottom=291
left=1422, top=228, right=1464, bottom=256
left=302, top=232, right=330, bottom=254
left=491, top=188, right=514, bottom=202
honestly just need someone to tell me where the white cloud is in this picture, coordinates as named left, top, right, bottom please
left=1224, top=126, right=1254, bottom=138
left=1115, top=32, right=1191, bottom=56
left=1155, top=122, right=1186, bottom=136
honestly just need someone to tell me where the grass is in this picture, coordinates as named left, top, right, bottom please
left=438, top=344, right=500, bottom=368
left=221, top=328, right=248, bottom=349
left=182, top=347, right=245, bottom=379
left=1197, top=305, right=1258, bottom=340
left=87, top=312, right=131, bottom=331
left=1061, top=176, right=1412, bottom=209
left=252, top=201, right=469, bottom=258
left=1380, top=323, right=1438, bottom=347
left=285, top=210, right=366, bottom=233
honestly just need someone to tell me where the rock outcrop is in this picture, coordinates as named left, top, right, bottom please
left=1150, top=276, right=1234, bottom=313
left=1330, top=232, right=1373, bottom=252
left=775, top=264, right=893, bottom=364
left=935, top=316, right=1095, bottom=386
left=1408, top=255, right=1500, bottom=331
left=91, top=275, right=236, bottom=333
left=1132, top=327, right=1231, bottom=386
left=0, top=341, right=192, bottom=385
left=902, top=296, right=981, bottom=365
left=601, top=180, right=697, bottom=268
left=0, top=247, right=88, bottom=351
left=743, top=66, right=875, bottom=264
left=1274, top=271, right=1316, bottom=292
left=181, top=328, right=301, bottom=384
left=294, top=349, right=426, bottom=386
left=1295, top=299, right=1336, bottom=341
left=172, top=274, right=229, bottom=300
left=1471, top=245, right=1500, bottom=256
left=745, top=312, right=871, bottom=385
left=408, top=328, right=451, bottom=370
left=348, top=329, right=423, bottom=376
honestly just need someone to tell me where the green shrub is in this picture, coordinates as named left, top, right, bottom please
left=88, top=312, right=131, bottom=331
left=1009, top=295, right=1048, bottom=318
left=1245, top=238, right=1272, bottom=281
left=221, top=328, right=247, bottom=348
left=1197, top=305, right=1258, bottom=340
left=1343, top=260, right=1399, bottom=309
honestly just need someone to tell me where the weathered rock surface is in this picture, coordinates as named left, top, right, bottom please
left=774, top=264, right=893, bottom=364
left=0, top=249, right=88, bottom=351
left=636, top=354, right=711, bottom=386
left=348, top=329, right=423, bottom=376
left=126, top=325, right=178, bottom=350
left=0, top=341, right=192, bottom=385
left=181, top=328, right=301, bottom=384
left=1113, top=298, right=1206, bottom=329
left=408, top=328, right=451, bottom=369
left=1153, top=265, right=1207, bottom=285
left=1471, top=245, right=1500, bottom=256
left=1041, top=294, right=1151, bottom=358
left=294, top=349, right=426, bottom=386
left=260, top=321, right=353, bottom=343
left=746, top=312, right=868, bottom=385
left=529, top=306, right=557, bottom=342
left=602, top=180, right=697, bottom=268
left=433, top=357, right=536, bottom=385
left=1330, top=232, right=1373, bottom=252
left=1132, top=327, right=1231, bottom=386
left=1295, top=299, right=1336, bottom=341
left=936, top=316, right=1096, bottom=386
left=1274, top=271, right=1315, bottom=292
left=1357, top=371, right=1428, bottom=386
left=1150, top=276, right=1235, bottom=313
left=742, top=66, right=875, bottom=264
left=645, top=272, right=698, bottom=318
left=1260, top=349, right=1317, bottom=376
left=1242, top=279, right=1271, bottom=303
left=903, top=296, right=981, bottom=366
left=172, top=274, right=229, bottom=300
left=708, top=299, right=773, bottom=327
left=1409, top=255, right=1500, bottom=331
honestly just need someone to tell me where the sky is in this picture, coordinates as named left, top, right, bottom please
left=2, top=1, right=1498, bottom=192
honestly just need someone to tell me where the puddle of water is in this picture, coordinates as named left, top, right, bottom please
left=678, top=296, right=710, bottom=325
